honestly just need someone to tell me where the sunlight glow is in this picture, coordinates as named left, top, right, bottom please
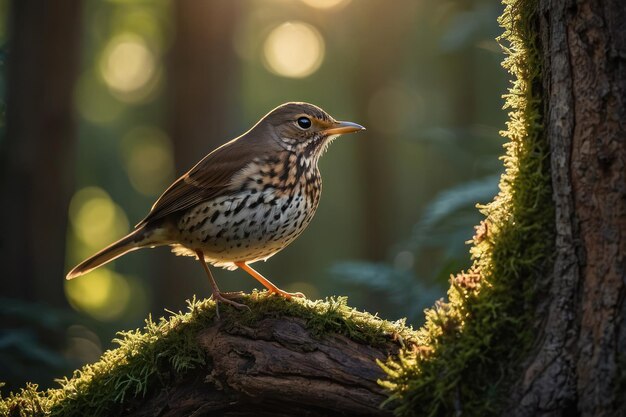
left=263, top=22, right=325, bottom=78
left=69, top=187, right=129, bottom=250
left=100, top=34, right=156, bottom=100
left=65, top=268, right=131, bottom=321
left=110, top=7, right=169, bottom=51
left=64, top=325, right=103, bottom=364
left=300, top=0, right=351, bottom=10
left=121, top=126, right=175, bottom=196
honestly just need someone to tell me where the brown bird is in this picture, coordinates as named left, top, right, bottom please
left=67, top=102, right=365, bottom=311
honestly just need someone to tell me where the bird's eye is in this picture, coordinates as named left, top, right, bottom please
left=297, top=117, right=312, bottom=129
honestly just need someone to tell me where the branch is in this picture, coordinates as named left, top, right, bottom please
left=1, top=296, right=415, bottom=417
left=127, top=316, right=397, bottom=416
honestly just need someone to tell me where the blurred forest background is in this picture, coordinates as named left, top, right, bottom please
left=0, top=0, right=507, bottom=391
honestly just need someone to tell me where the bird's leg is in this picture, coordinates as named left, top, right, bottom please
left=196, top=250, right=250, bottom=317
left=235, top=262, right=305, bottom=299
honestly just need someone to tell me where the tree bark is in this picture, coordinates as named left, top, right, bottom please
left=0, top=1, right=82, bottom=307
left=123, top=317, right=395, bottom=417
left=507, top=0, right=625, bottom=415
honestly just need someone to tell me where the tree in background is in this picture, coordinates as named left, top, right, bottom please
left=0, top=1, right=82, bottom=308
left=156, top=0, right=240, bottom=310
left=0, top=0, right=84, bottom=392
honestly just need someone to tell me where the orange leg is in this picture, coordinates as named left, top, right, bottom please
left=196, top=250, right=249, bottom=316
left=235, top=262, right=305, bottom=299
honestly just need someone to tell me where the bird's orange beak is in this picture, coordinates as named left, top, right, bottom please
left=323, top=120, right=366, bottom=135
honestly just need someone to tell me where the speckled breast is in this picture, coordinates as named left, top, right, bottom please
left=174, top=155, right=322, bottom=269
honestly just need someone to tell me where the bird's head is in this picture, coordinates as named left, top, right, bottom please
left=258, top=102, right=365, bottom=158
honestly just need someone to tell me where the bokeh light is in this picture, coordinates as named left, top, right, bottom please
left=69, top=187, right=129, bottom=251
left=121, top=126, right=175, bottom=196
left=110, top=7, right=170, bottom=51
left=99, top=33, right=158, bottom=102
left=263, top=22, right=325, bottom=78
left=64, top=325, right=103, bottom=364
left=300, top=0, right=351, bottom=10
left=64, top=268, right=132, bottom=321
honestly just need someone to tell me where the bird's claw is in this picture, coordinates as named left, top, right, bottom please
left=211, top=292, right=250, bottom=319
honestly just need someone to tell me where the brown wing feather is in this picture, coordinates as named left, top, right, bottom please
left=136, top=129, right=278, bottom=227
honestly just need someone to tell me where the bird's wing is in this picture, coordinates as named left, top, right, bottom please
left=136, top=136, right=264, bottom=227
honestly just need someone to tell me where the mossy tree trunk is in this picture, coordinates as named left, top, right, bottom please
left=507, top=0, right=625, bottom=415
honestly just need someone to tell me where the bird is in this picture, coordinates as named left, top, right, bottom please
left=66, top=102, right=365, bottom=312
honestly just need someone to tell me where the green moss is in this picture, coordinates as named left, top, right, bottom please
left=0, top=294, right=417, bottom=417
left=379, top=0, right=554, bottom=415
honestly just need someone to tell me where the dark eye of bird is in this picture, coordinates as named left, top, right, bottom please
left=297, top=117, right=312, bottom=129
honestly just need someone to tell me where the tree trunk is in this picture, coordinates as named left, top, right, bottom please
left=166, top=1, right=239, bottom=171
left=0, top=0, right=82, bottom=307
left=507, top=0, right=625, bottom=415
left=123, top=316, right=394, bottom=417
left=157, top=1, right=240, bottom=309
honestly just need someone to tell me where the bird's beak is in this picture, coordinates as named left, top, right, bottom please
left=323, top=120, right=366, bottom=136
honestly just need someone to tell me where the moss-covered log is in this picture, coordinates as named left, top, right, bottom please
left=126, top=316, right=393, bottom=417
left=0, top=297, right=418, bottom=416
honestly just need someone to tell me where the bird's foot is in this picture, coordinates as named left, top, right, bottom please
left=234, top=262, right=305, bottom=301
left=211, top=292, right=250, bottom=319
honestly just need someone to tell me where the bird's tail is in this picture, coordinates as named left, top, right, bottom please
left=66, top=226, right=166, bottom=280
